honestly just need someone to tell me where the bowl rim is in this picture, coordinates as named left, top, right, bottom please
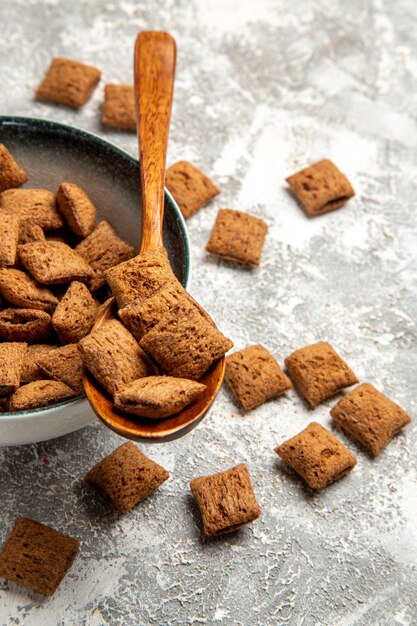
left=0, top=115, right=191, bottom=420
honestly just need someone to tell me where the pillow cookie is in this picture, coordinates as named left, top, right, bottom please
left=36, top=57, right=101, bottom=108
left=102, top=84, right=136, bottom=130
left=166, top=160, right=219, bottom=219
left=0, top=518, right=79, bottom=596
left=206, top=209, right=268, bottom=266
left=331, top=383, right=411, bottom=456
left=75, top=220, right=134, bottom=291
left=19, top=241, right=94, bottom=284
left=52, top=281, right=98, bottom=344
left=225, top=344, right=292, bottom=410
left=56, top=182, right=97, bottom=238
left=105, top=247, right=176, bottom=308
left=85, top=441, right=169, bottom=513
left=0, top=211, right=19, bottom=266
left=0, top=188, right=63, bottom=230
left=0, top=144, right=27, bottom=192
left=139, top=301, right=233, bottom=380
left=275, top=422, right=357, bottom=489
left=8, top=380, right=76, bottom=411
left=78, top=319, right=153, bottom=396
left=114, top=376, right=206, bottom=418
left=285, top=341, right=358, bottom=406
left=286, top=159, right=355, bottom=216
left=190, top=463, right=260, bottom=537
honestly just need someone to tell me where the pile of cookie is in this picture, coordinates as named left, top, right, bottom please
left=0, top=143, right=235, bottom=418
left=79, top=249, right=233, bottom=418
left=0, top=144, right=139, bottom=410
left=0, top=55, right=412, bottom=599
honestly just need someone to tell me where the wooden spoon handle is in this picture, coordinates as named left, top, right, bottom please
left=135, top=31, right=176, bottom=254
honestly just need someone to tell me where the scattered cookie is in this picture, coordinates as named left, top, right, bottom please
left=8, top=380, right=76, bottom=411
left=21, top=344, right=57, bottom=383
left=102, top=84, right=136, bottom=130
left=286, top=159, right=355, bottom=216
left=190, top=463, right=260, bottom=537
left=140, top=301, right=233, bottom=380
left=56, top=182, right=97, bottom=238
left=37, top=344, right=84, bottom=395
left=105, top=247, right=176, bottom=308
left=275, top=421, right=357, bottom=489
left=0, top=308, right=52, bottom=342
left=225, top=345, right=292, bottom=410
left=19, top=222, right=46, bottom=245
left=114, top=376, right=206, bottom=418
left=35, top=57, right=101, bottom=108
left=75, top=220, right=135, bottom=291
left=0, top=211, right=19, bottom=266
left=0, top=189, right=63, bottom=230
left=0, top=144, right=28, bottom=192
left=206, top=209, right=268, bottom=266
left=0, top=268, right=58, bottom=311
left=79, top=319, right=153, bottom=396
left=285, top=341, right=358, bottom=407
left=52, top=281, right=98, bottom=344
left=19, top=241, right=94, bottom=284
left=166, top=161, right=220, bottom=219
left=118, top=278, right=191, bottom=341
left=0, top=517, right=79, bottom=596
left=85, top=441, right=169, bottom=513
left=0, top=343, right=27, bottom=395
left=331, top=383, right=411, bottom=456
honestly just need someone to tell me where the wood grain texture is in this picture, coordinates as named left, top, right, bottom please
left=136, top=31, right=176, bottom=254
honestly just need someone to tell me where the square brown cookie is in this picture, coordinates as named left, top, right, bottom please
left=166, top=161, right=220, bottom=219
left=140, top=301, right=233, bottom=380
left=0, top=517, right=79, bottom=596
left=118, top=278, right=191, bottom=341
left=78, top=319, right=153, bottom=396
left=114, top=376, right=206, bottom=418
left=0, top=189, right=63, bottom=230
left=0, top=268, right=58, bottom=311
left=19, top=222, right=46, bottom=245
left=0, top=211, right=19, bottom=266
left=35, top=57, right=101, bottom=108
left=21, top=344, right=57, bottom=383
left=0, top=144, right=28, bottom=192
left=38, top=344, right=84, bottom=395
left=206, top=209, right=268, bottom=266
left=56, top=182, right=97, bottom=238
left=285, top=341, right=358, bottom=406
left=105, top=247, right=176, bottom=308
left=225, top=345, right=292, bottom=410
left=8, top=380, right=76, bottom=411
left=0, top=342, right=27, bottom=395
left=75, top=220, right=134, bottom=291
left=52, top=281, right=98, bottom=344
left=286, top=159, right=355, bottom=216
left=275, top=422, right=357, bottom=489
left=331, top=383, right=411, bottom=456
left=19, top=241, right=94, bottom=284
left=0, top=308, right=52, bottom=343
left=102, top=84, right=136, bottom=130
left=85, top=441, right=169, bottom=513
left=190, top=463, right=260, bottom=537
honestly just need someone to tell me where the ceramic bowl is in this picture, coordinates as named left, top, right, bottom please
left=0, top=116, right=190, bottom=446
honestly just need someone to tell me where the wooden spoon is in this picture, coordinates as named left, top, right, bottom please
left=83, top=31, right=226, bottom=442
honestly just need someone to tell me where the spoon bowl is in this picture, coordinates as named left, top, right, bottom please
left=83, top=31, right=226, bottom=442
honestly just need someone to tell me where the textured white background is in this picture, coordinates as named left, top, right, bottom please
left=0, top=0, right=416, bottom=624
